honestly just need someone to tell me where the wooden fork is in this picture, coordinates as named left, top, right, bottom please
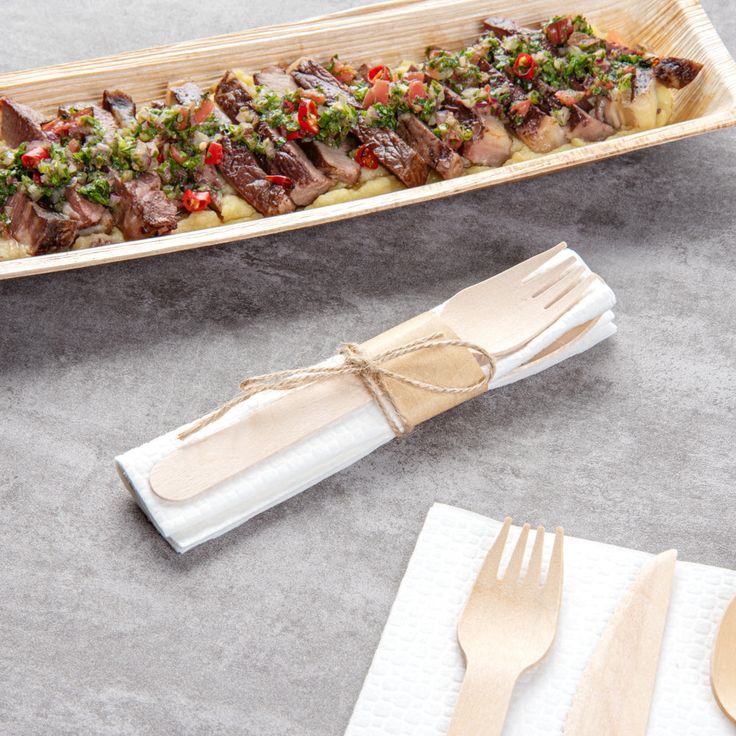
left=448, top=518, right=564, bottom=736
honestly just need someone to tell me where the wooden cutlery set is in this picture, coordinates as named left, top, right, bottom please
left=451, top=518, right=736, bottom=734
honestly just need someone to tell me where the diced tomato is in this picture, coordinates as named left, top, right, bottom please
left=176, top=109, right=190, bottom=131
left=355, top=143, right=379, bottom=169
left=297, top=99, right=320, bottom=136
left=367, top=65, right=391, bottom=83
left=204, top=141, right=223, bottom=165
left=555, top=89, right=583, bottom=107
left=544, top=17, right=574, bottom=46
left=406, top=79, right=427, bottom=103
left=192, top=98, right=215, bottom=125
left=363, top=78, right=391, bottom=109
left=21, top=146, right=50, bottom=169
left=170, top=145, right=187, bottom=165
left=182, top=189, right=211, bottom=212
left=286, top=130, right=303, bottom=140
left=67, top=139, right=81, bottom=153
left=509, top=98, right=532, bottom=118
left=404, top=70, right=425, bottom=82
left=264, top=174, right=294, bottom=190
left=302, top=89, right=326, bottom=105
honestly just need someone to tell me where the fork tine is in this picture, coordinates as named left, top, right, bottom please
left=525, top=525, right=546, bottom=584
left=510, top=242, right=568, bottom=282
left=544, top=273, right=599, bottom=312
left=526, top=256, right=581, bottom=297
left=536, top=264, right=588, bottom=307
left=505, top=522, right=530, bottom=580
left=475, top=517, right=512, bottom=585
left=544, top=527, right=565, bottom=598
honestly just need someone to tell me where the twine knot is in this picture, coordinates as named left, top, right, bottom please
left=178, top=334, right=495, bottom=441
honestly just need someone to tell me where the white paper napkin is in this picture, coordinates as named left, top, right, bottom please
left=346, top=504, right=736, bottom=736
left=116, top=250, right=616, bottom=552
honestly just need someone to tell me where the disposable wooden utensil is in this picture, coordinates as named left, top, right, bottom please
left=712, top=594, right=736, bottom=724
left=149, top=244, right=594, bottom=501
left=563, top=549, right=677, bottom=736
left=448, top=518, right=564, bottom=736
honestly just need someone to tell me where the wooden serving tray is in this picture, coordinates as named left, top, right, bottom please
left=1, top=0, right=734, bottom=280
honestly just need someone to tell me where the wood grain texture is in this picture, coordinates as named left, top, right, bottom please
left=711, top=595, right=736, bottom=724
left=0, top=0, right=734, bottom=280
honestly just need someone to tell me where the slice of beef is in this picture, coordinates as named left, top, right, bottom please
left=353, top=122, right=428, bottom=187
left=291, top=60, right=428, bottom=187
left=254, top=66, right=298, bottom=96
left=166, top=82, right=206, bottom=106
left=482, top=16, right=529, bottom=38
left=113, top=172, right=178, bottom=240
left=301, top=139, right=361, bottom=185
left=0, top=98, right=49, bottom=147
left=193, top=163, right=224, bottom=217
left=290, top=59, right=359, bottom=106
left=462, top=112, right=513, bottom=167
left=256, top=123, right=332, bottom=206
left=214, top=71, right=254, bottom=122
left=218, top=137, right=295, bottom=216
left=102, top=90, right=137, bottom=128
left=397, top=114, right=464, bottom=179
left=65, top=187, right=114, bottom=234
left=6, top=191, right=79, bottom=255
left=654, top=57, right=703, bottom=89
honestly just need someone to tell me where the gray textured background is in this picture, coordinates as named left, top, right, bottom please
left=1, top=1, right=735, bottom=734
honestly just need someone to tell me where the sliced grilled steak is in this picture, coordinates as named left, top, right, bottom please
left=6, top=191, right=80, bottom=255
left=438, top=86, right=511, bottom=167
left=301, top=139, right=361, bottom=185
left=113, top=172, right=179, bottom=240
left=462, top=112, right=513, bottom=166
left=0, top=98, right=48, bottom=147
left=65, top=187, right=114, bottom=234
left=214, top=71, right=253, bottom=121
left=654, top=57, right=703, bottom=89
left=353, top=122, right=428, bottom=187
left=397, top=114, right=464, bottom=179
left=102, top=90, right=137, bottom=128
left=291, top=59, right=359, bottom=106
left=256, top=123, right=331, bottom=205
left=166, top=82, right=206, bottom=107
left=254, top=66, right=298, bottom=96
left=218, top=137, right=295, bottom=216
left=292, top=60, right=428, bottom=187
left=482, top=16, right=529, bottom=38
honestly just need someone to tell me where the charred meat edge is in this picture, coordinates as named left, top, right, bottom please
left=7, top=191, right=80, bottom=255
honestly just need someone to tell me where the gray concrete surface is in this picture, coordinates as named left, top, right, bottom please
left=1, top=1, right=735, bottom=733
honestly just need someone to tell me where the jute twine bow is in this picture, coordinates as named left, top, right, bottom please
left=178, top=333, right=496, bottom=441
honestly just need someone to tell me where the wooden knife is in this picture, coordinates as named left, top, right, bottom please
left=563, top=549, right=677, bottom=736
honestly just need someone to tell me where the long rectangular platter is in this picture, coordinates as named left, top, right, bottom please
left=0, top=0, right=735, bottom=280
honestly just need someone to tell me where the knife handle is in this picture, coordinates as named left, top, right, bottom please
left=149, top=375, right=374, bottom=501
left=447, top=663, right=519, bottom=736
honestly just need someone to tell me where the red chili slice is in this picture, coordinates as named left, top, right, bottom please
left=182, top=189, right=211, bottom=212
left=264, top=174, right=294, bottom=190
left=544, top=17, right=574, bottom=46
left=192, top=98, right=215, bottom=125
left=204, top=141, right=223, bottom=165
left=367, top=64, right=391, bottom=83
left=355, top=144, right=379, bottom=170
left=512, top=53, right=538, bottom=80
left=297, top=99, right=320, bottom=136
left=21, top=146, right=50, bottom=169
left=286, top=130, right=303, bottom=141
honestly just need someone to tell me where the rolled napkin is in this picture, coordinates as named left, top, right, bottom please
left=116, top=244, right=617, bottom=552
left=346, top=505, right=736, bottom=736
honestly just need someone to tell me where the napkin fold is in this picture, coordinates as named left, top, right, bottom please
left=116, top=249, right=616, bottom=552
left=346, top=504, right=736, bottom=736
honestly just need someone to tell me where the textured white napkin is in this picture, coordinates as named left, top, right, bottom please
left=116, top=250, right=616, bottom=552
left=346, top=504, right=736, bottom=736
